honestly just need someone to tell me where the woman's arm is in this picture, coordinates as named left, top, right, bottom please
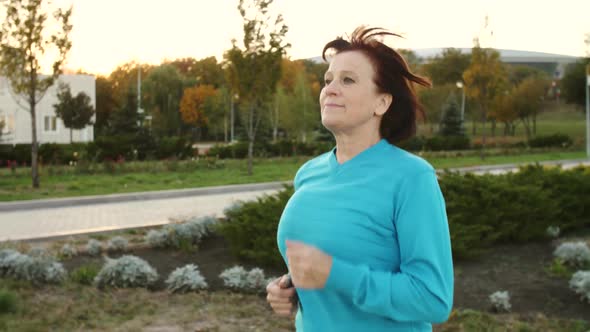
left=324, top=170, right=454, bottom=323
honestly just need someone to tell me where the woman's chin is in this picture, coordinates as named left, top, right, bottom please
left=320, top=118, right=341, bottom=133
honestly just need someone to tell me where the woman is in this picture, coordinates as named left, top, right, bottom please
left=266, top=27, right=454, bottom=331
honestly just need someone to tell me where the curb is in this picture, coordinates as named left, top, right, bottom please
left=0, top=181, right=290, bottom=212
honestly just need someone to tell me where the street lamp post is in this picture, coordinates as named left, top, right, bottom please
left=456, top=81, right=466, bottom=122
left=585, top=64, right=589, bottom=158
left=231, top=93, right=239, bottom=143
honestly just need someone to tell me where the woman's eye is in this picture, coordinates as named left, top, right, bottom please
left=343, top=77, right=355, bottom=83
left=324, top=79, right=332, bottom=86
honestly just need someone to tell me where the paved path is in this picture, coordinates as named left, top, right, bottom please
left=0, top=159, right=588, bottom=242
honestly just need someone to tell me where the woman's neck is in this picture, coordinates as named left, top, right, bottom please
left=333, top=133, right=382, bottom=164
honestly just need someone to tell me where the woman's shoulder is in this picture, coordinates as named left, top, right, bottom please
left=298, top=149, right=334, bottom=173
left=382, top=142, right=435, bottom=176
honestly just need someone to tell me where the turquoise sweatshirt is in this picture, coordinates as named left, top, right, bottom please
left=277, top=139, right=454, bottom=331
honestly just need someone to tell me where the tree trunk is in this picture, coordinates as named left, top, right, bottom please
left=224, top=112, right=228, bottom=143
left=272, top=98, right=279, bottom=142
left=522, top=118, right=531, bottom=142
left=532, top=111, right=537, bottom=136
left=30, top=94, right=40, bottom=188
left=491, top=119, right=496, bottom=137
left=70, top=128, right=73, bottom=143
left=480, top=107, right=487, bottom=160
left=247, top=105, right=254, bottom=176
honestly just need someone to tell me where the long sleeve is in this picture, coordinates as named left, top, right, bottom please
left=324, top=170, right=454, bottom=323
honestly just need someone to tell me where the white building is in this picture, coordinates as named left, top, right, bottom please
left=0, top=74, right=96, bottom=144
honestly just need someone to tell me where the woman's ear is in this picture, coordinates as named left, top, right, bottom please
left=375, top=93, right=393, bottom=116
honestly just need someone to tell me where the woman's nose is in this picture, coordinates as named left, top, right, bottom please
left=323, top=81, right=338, bottom=96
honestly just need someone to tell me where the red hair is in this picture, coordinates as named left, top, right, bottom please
left=322, top=27, right=430, bottom=144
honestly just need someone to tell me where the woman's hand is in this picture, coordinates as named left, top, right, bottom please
left=266, top=275, right=297, bottom=317
left=286, top=240, right=333, bottom=289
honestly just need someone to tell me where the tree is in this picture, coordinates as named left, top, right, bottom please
left=423, top=48, right=470, bottom=86
left=224, top=0, right=289, bottom=175
left=179, top=84, right=218, bottom=139
left=561, top=58, right=590, bottom=108
left=463, top=45, right=507, bottom=158
left=511, top=77, right=548, bottom=140
left=0, top=0, right=72, bottom=188
left=108, top=62, right=152, bottom=107
left=167, top=56, right=225, bottom=88
left=53, top=83, right=95, bottom=143
left=417, top=84, right=455, bottom=133
left=438, top=94, right=465, bottom=137
left=141, top=64, right=186, bottom=138
left=492, top=92, right=519, bottom=136
left=95, top=75, right=118, bottom=137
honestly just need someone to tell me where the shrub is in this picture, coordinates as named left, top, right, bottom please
left=0, top=250, right=66, bottom=285
left=245, top=268, right=267, bottom=290
left=144, top=216, right=217, bottom=250
left=529, top=133, right=573, bottom=148
left=165, top=264, right=208, bottom=293
left=86, top=239, right=102, bottom=256
left=489, top=291, right=511, bottom=312
left=219, top=266, right=248, bottom=289
left=219, top=266, right=267, bottom=292
left=94, top=255, right=158, bottom=289
left=554, top=242, right=590, bottom=267
left=145, top=230, right=168, bottom=248
left=70, top=264, right=101, bottom=285
left=27, top=247, right=50, bottom=258
left=569, top=270, right=590, bottom=303
left=0, top=289, right=18, bottom=314
left=216, top=186, right=293, bottom=269
left=107, top=236, right=129, bottom=252
left=60, top=243, right=78, bottom=259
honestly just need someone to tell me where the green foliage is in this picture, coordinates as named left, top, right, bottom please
left=546, top=259, right=575, bottom=279
left=216, top=166, right=590, bottom=266
left=165, top=264, right=208, bottom=293
left=561, top=57, right=590, bottom=107
left=224, top=0, right=290, bottom=174
left=0, top=249, right=66, bottom=285
left=423, top=48, right=470, bottom=86
left=216, top=185, right=294, bottom=269
left=53, top=83, right=95, bottom=142
left=0, top=289, right=18, bottom=314
left=70, top=264, right=100, bottom=285
left=439, top=94, right=465, bottom=137
left=528, top=134, right=573, bottom=148
left=0, top=0, right=73, bottom=188
left=94, top=255, right=158, bottom=289
left=207, top=140, right=333, bottom=159
left=144, top=216, right=217, bottom=250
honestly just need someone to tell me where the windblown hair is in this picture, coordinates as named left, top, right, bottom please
left=322, top=27, right=431, bottom=144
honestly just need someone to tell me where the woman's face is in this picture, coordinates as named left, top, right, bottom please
left=319, top=50, right=390, bottom=135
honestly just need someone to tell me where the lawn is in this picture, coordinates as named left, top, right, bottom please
left=1, top=150, right=587, bottom=201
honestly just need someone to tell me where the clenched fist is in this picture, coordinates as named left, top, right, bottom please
left=266, top=274, right=297, bottom=317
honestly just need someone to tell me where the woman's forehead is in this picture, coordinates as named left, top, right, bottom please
left=326, top=51, right=374, bottom=75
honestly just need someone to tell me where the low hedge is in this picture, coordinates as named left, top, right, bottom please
left=217, top=165, right=590, bottom=268
left=0, top=136, right=195, bottom=165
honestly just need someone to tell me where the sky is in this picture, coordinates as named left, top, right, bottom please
left=45, top=0, right=590, bottom=76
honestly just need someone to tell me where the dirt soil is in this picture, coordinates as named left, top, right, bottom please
left=58, top=234, right=589, bottom=322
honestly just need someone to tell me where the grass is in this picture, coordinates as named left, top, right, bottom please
left=0, top=278, right=587, bottom=331
left=1, top=150, right=587, bottom=201
left=418, top=104, right=588, bottom=145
